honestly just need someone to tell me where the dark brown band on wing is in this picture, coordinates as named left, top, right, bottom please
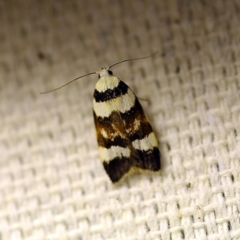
left=133, top=147, right=161, bottom=171
left=103, top=147, right=161, bottom=183
left=101, top=135, right=129, bottom=149
left=93, top=80, right=128, bottom=102
left=121, top=99, right=153, bottom=141
left=93, top=99, right=153, bottom=148
left=93, top=111, right=130, bottom=148
left=103, top=156, right=131, bottom=183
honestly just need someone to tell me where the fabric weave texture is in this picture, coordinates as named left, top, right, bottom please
left=0, top=1, right=240, bottom=239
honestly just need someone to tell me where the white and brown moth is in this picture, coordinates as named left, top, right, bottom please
left=42, top=53, right=161, bottom=183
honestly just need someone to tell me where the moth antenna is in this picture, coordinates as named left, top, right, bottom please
left=108, top=51, right=158, bottom=69
left=41, top=72, right=96, bottom=94
left=41, top=51, right=158, bottom=94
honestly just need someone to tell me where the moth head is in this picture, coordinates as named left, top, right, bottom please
left=98, top=68, right=113, bottom=78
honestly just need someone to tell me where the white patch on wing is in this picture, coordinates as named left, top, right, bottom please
left=101, top=129, right=108, bottom=138
left=99, top=146, right=131, bottom=163
left=126, top=118, right=141, bottom=134
left=133, top=119, right=141, bottom=131
left=132, top=132, right=158, bottom=151
left=95, top=76, right=120, bottom=92
left=93, top=89, right=136, bottom=118
left=100, top=126, right=125, bottom=139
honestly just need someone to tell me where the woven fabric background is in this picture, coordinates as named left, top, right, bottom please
left=1, top=1, right=240, bottom=239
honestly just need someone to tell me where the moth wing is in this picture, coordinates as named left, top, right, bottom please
left=122, top=94, right=161, bottom=173
left=93, top=79, right=160, bottom=182
left=93, top=109, right=133, bottom=182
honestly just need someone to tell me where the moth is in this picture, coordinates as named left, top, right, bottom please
left=42, top=53, right=161, bottom=183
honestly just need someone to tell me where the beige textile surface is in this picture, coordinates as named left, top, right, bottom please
left=1, top=1, right=240, bottom=239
